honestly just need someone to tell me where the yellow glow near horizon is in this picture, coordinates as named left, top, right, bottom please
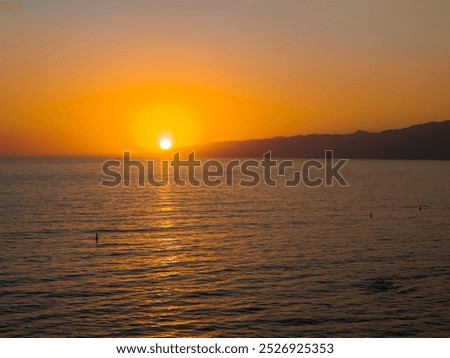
left=1, top=1, right=449, bottom=155
left=131, top=102, right=199, bottom=153
left=159, top=138, right=172, bottom=150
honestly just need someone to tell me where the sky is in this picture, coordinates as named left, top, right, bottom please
left=0, top=0, right=449, bottom=155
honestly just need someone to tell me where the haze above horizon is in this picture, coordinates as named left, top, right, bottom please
left=1, top=0, right=449, bottom=155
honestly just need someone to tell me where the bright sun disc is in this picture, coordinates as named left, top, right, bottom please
left=159, top=138, right=172, bottom=150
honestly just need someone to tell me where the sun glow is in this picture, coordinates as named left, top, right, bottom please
left=159, top=138, right=172, bottom=150
left=132, top=102, right=200, bottom=153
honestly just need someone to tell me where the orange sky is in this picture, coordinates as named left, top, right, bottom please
left=1, top=0, right=449, bottom=155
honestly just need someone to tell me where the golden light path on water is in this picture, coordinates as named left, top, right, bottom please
left=0, top=159, right=449, bottom=337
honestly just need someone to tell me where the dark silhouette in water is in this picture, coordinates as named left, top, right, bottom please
left=364, top=277, right=400, bottom=293
left=370, top=212, right=373, bottom=219
left=95, top=233, right=99, bottom=244
left=419, top=204, right=422, bottom=211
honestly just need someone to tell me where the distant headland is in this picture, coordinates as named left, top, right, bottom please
left=179, top=120, right=450, bottom=160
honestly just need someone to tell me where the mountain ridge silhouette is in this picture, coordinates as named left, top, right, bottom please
left=180, top=120, right=450, bottom=160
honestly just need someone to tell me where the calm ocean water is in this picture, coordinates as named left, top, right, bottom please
left=0, top=158, right=449, bottom=337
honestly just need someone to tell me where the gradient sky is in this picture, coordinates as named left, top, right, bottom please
left=1, top=0, right=449, bottom=155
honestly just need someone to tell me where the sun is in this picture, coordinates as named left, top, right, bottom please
left=159, top=138, right=172, bottom=150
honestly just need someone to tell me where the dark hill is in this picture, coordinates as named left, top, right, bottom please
left=181, top=120, right=450, bottom=159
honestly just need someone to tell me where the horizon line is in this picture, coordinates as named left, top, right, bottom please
left=1, top=118, right=449, bottom=158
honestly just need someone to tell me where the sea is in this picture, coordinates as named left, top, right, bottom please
left=0, top=158, right=449, bottom=337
